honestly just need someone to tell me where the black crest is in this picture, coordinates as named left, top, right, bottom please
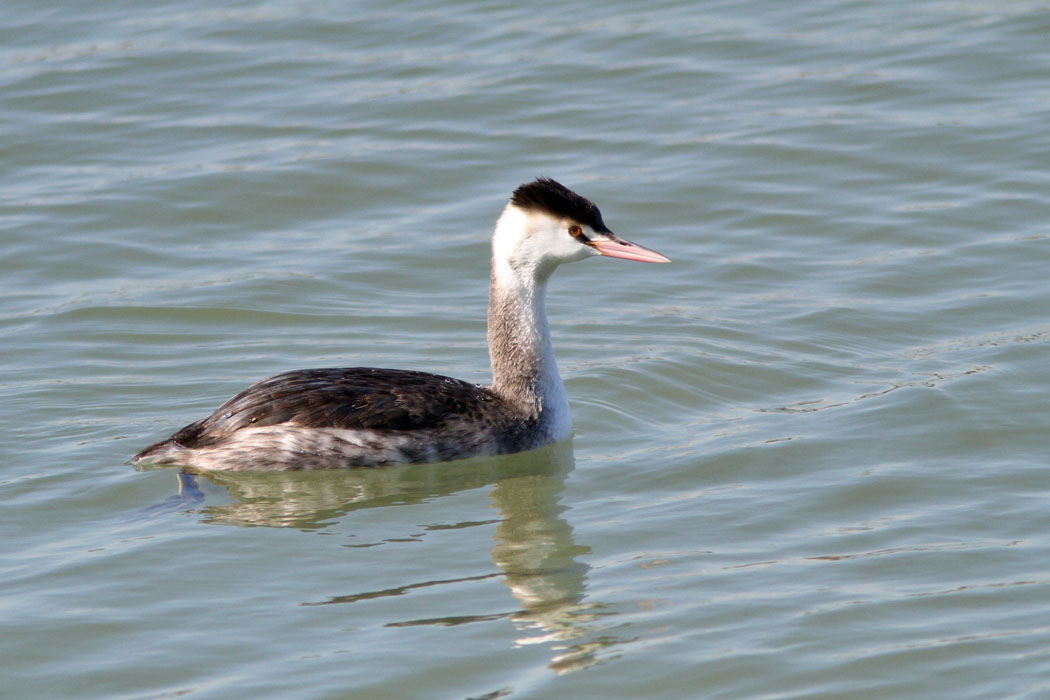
left=510, top=178, right=611, bottom=233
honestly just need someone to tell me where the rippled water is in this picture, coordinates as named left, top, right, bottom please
left=3, top=2, right=1049, bottom=698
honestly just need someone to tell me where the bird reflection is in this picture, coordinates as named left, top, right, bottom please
left=487, top=457, right=609, bottom=673
left=138, top=441, right=623, bottom=672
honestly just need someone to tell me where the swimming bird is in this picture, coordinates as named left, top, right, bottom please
left=132, top=178, right=669, bottom=470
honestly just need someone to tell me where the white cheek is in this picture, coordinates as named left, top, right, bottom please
left=492, top=206, right=598, bottom=278
left=492, top=205, right=528, bottom=263
left=557, top=236, right=596, bottom=262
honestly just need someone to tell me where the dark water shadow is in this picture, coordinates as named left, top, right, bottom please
left=136, top=442, right=626, bottom=673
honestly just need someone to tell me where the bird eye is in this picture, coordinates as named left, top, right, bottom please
left=568, top=225, right=584, bottom=239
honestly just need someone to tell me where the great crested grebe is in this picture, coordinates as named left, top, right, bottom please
left=133, top=178, right=669, bottom=470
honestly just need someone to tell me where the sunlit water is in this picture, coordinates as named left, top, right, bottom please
left=3, top=2, right=1049, bottom=698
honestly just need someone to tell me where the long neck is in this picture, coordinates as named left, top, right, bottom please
left=487, top=258, right=570, bottom=436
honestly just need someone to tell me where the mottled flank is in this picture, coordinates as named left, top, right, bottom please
left=133, top=368, right=541, bottom=470
left=510, top=178, right=610, bottom=233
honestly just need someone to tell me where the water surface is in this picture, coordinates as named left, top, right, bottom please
left=3, top=1, right=1049, bottom=698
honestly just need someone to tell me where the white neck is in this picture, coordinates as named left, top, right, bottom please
left=486, top=209, right=572, bottom=441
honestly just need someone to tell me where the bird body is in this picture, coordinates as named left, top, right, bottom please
left=133, top=178, right=668, bottom=470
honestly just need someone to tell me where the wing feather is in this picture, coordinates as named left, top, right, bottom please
left=167, top=368, right=499, bottom=449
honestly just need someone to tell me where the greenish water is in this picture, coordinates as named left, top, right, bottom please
left=3, top=2, right=1049, bottom=698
